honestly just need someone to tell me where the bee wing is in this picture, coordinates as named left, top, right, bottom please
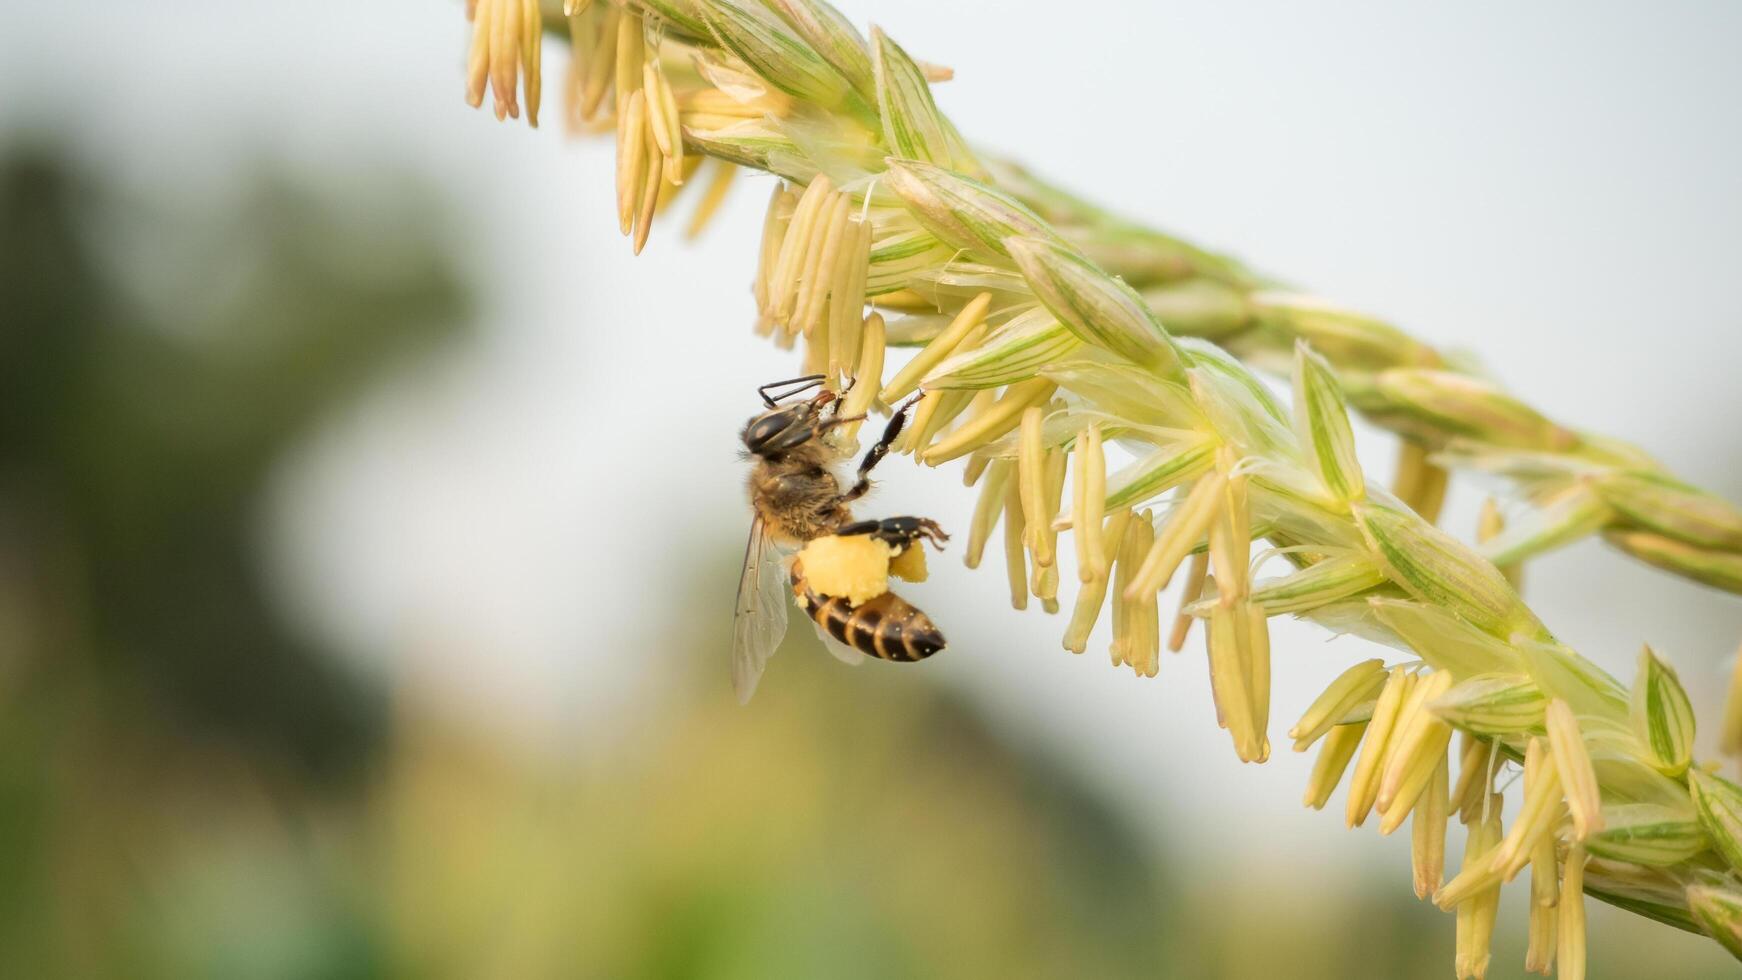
left=810, top=620, right=869, bottom=667
left=732, top=517, right=791, bottom=703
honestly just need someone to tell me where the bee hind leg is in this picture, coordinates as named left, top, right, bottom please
left=835, top=515, right=949, bottom=551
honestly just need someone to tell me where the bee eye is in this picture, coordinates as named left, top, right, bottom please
left=745, top=411, right=812, bottom=454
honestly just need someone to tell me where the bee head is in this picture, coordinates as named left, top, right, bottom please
left=742, top=402, right=819, bottom=457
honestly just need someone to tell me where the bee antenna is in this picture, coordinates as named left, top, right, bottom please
left=758, top=373, right=828, bottom=407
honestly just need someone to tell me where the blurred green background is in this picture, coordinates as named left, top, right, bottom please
left=3, top=0, right=1742, bottom=976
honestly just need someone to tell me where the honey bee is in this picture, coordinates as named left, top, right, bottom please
left=733, top=374, right=949, bottom=702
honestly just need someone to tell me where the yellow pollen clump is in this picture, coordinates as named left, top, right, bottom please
left=889, top=543, right=929, bottom=583
left=798, top=534, right=893, bottom=605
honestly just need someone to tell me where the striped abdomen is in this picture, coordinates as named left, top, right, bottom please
left=797, top=582, right=946, bottom=662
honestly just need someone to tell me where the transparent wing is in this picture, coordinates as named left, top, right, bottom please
left=732, top=517, right=791, bottom=703
left=811, top=620, right=868, bottom=667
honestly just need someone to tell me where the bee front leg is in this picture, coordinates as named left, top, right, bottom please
left=838, top=395, right=922, bottom=505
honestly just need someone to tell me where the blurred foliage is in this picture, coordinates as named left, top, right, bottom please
left=0, top=141, right=1732, bottom=979
left=0, top=142, right=466, bottom=976
left=0, top=144, right=467, bottom=777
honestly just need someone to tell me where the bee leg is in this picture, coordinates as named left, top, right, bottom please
left=835, top=516, right=950, bottom=551
left=818, top=412, right=867, bottom=432
left=838, top=394, right=922, bottom=504
left=758, top=373, right=828, bottom=407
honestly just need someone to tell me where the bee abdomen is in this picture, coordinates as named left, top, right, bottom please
left=804, top=588, right=945, bottom=662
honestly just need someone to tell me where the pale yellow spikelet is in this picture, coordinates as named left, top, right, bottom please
left=466, top=0, right=492, bottom=109
left=1063, top=509, right=1130, bottom=654
left=1291, top=658, right=1387, bottom=750
left=845, top=221, right=873, bottom=362
left=578, top=4, right=619, bottom=120
left=1378, top=738, right=1452, bottom=837
left=1040, top=447, right=1069, bottom=590
left=896, top=391, right=939, bottom=455
left=561, top=12, right=589, bottom=133
left=1545, top=699, right=1605, bottom=840
left=1377, top=669, right=1455, bottom=832
left=1453, top=734, right=1499, bottom=825
left=1525, top=899, right=1557, bottom=975
left=1453, top=796, right=1504, bottom=980
left=642, top=63, right=676, bottom=157
left=793, top=192, right=846, bottom=336
left=1206, top=599, right=1265, bottom=760
left=1526, top=850, right=1561, bottom=971
left=1168, top=551, right=1209, bottom=652
left=801, top=316, right=829, bottom=376
left=873, top=288, right=933, bottom=311
left=1038, top=558, right=1063, bottom=616
left=677, top=111, right=759, bottom=131
left=769, top=176, right=834, bottom=327
left=1124, top=515, right=1159, bottom=676
left=657, top=68, right=685, bottom=184
left=1393, top=442, right=1449, bottom=525
left=1018, top=407, right=1052, bottom=567
left=1110, top=514, right=1144, bottom=667
left=521, top=0, right=542, bottom=127
left=1304, top=721, right=1367, bottom=810
left=1412, top=754, right=1449, bottom=898
left=827, top=218, right=870, bottom=379
left=632, top=106, right=664, bottom=254
left=612, top=9, right=644, bottom=118
left=753, top=183, right=795, bottom=321
left=909, top=389, right=976, bottom=458
left=1490, top=737, right=1564, bottom=881
left=965, top=458, right=1012, bottom=570
left=795, top=193, right=851, bottom=337
left=685, top=161, right=738, bottom=240
left=1435, top=838, right=1504, bottom=911
left=678, top=89, right=763, bottom=119
left=1558, top=845, right=1588, bottom=980
left=563, top=0, right=592, bottom=15
left=923, top=378, right=1056, bottom=465
left=1124, top=471, right=1227, bottom=601
left=917, top=59, right=954, bottom=82
left=1347, top=667, right=1412, bottom=827
left=840, top=311, right=885, bottom=422
left=1246, top=601, right=1271, bottom=753
left=615, top=90, right=648, bottom=235
left=1205, top=603, right=1241, bottom=731
left=1528, top=827, right=1559, bottom=908
left=491, top=0, right=521, bottom=122
left=1002, top=475, right=1028, bottom=610
left=1209, top=454, right=1252, bottom=604
left=962, top=450, right=992, bottom=488
left=1073, top=424, right=1108, bottom=583
left=464, top=0, right=544, bottom=126
left=880, top=292, right=992, bottom=403
left=1377, top=671, right=1433, bottom=783
left=1393, top=440, right=1428, bottom=507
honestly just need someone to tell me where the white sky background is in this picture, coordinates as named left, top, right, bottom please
left=5, top=0, right=1742, bottom=908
